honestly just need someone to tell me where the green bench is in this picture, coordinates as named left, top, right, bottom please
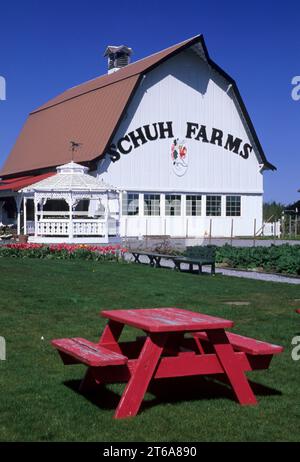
left=175, top=245, right=216, bottom=275
left=173, top=255, right=215, bottom=275
left=131, top=251, right=175, bottom=267
left=131, top=246, right=216, bottom=275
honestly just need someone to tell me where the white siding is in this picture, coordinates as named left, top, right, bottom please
left=97, top=47, right=264, bottom=237
left=98, top=49, right=263, bottom=193
left=120, top=193, right=262, bottom=238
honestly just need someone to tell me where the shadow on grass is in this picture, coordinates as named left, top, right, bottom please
left=177, top=270, right=215, bottom=276
left=65, top=380, right=121, bottom=410
left=64, top=376, right=282, bottom=415
left=130, top=261, right=216, bottom=277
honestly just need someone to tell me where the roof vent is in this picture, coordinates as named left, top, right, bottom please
left=104, top=45, right=133, bottom=74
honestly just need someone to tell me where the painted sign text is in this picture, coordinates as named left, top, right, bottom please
left=106, top=121, right=253, bottom=162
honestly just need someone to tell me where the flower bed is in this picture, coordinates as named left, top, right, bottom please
left=0, top=243, right=128, bottom=261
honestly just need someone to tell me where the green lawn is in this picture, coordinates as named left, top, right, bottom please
left=0, top=257, right=299, bottom=442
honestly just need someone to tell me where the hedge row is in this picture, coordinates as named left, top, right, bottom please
left=0, top=243, right=127, bottom=261
left=186, top=244, right=300, bottom=275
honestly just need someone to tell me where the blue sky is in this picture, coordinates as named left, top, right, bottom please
left=0, top=0, right=299, bottom=203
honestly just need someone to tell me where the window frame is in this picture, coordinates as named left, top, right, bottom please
left=144, top=193, right=161, bottom=216
left=226, top=195, right=241, bottom=217
left=186, top=194, right=202, bottom=217
left=165, top=194, right=182, bottom=216
left=122, top=192, right=140, bottom=216
left=206, top=195, right=222, bottom=217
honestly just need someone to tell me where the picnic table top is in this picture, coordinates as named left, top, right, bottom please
left=131, top=251, right=215, bottom=261
left=131, top=251, right=174, bottom=258
left=173, top=255, right=214, bottom=262
left=101, top=307, right=234, bottom=332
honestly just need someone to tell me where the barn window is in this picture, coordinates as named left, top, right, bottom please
left=122, top=193, right=139, bottom=216
left=165, top=195, right=181, bottom=216
left=144, top=194, right=160, bottom=216
left=226, top=196, right=241, bottom=216
left=186, top=195, right=202, bottom=216
left=206, top=195, right=221, bottom=216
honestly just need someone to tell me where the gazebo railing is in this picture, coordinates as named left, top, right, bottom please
left=37, top=219, right=70, bottom=236
left=35, top=218, right=117, bottom=237
left=72, top=219, right=106, bottom=236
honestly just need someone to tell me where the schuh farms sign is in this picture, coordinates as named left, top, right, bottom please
left=106, top=121, right=253, bottom=163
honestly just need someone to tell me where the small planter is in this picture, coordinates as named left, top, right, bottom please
left=18, top=234, right=28, bottom=243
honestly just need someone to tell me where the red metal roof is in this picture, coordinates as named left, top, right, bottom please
left=0, top=172, right=55, bottom=192
left=1, top=36, right=199, bottom=178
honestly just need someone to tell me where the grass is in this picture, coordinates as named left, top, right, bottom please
left=0, top=257, right=299, bottom=442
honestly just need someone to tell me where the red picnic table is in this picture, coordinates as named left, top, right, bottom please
left=52, top=307, right=283, bottom=419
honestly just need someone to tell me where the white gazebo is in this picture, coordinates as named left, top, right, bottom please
left=21, top=162, right=121, bottom=244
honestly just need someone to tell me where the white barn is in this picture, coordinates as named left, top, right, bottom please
left=0, top=35, right=275, bottom=241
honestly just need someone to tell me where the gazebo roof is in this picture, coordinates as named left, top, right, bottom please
left=21, top=161, right=118, bottom=192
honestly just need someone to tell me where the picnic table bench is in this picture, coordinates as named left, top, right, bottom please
left=52, top=307, right=283, bottom=419
left=173, top=256, right=215, bottom=275
left=193, top=331, right=283, bottom=370
left=131, top=251, right=175, bottom=268
left=52, top=338, right=128, bottom=367
left=131, top=246, right=216, bottom=274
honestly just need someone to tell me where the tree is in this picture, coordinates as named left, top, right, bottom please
left=263, top=201, right=285, bottom=221
left=286, top=199, right=300, bottom=213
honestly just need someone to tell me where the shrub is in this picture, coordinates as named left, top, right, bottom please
left=215, top=243, right=300, bottom=275
left=183, top=244, right=300, bottom=275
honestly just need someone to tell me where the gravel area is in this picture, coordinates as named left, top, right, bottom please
left=124, top=253, right=300, bottom=285
left=215, top=267, right=300, bottom=285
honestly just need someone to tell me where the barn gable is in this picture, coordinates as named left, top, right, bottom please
left=98, top=48, right=266, bottom=194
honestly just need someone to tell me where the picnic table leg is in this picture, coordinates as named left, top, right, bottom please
left=211, top=263, right=216, bottom=275
left=154, top=257, right=161, bottom=268
left=198, top=264, right=203, bottom=275
left=114, top=333, right=168, bottom=419
left=173, top=261, right=180, bottom=271
left=79, top=367, right=100, bottom=393
left=99, top=320, right=124, bottom=350
left=80, top=320, right=125, bottom=392
left=149, top=256, right=155, bottom=267
left=132, top=253, right=140, bottom=263
left=206, top=329, right=257, bottom=405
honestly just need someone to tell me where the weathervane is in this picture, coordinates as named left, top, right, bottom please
left=69, top=140, right=83, bottom=162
